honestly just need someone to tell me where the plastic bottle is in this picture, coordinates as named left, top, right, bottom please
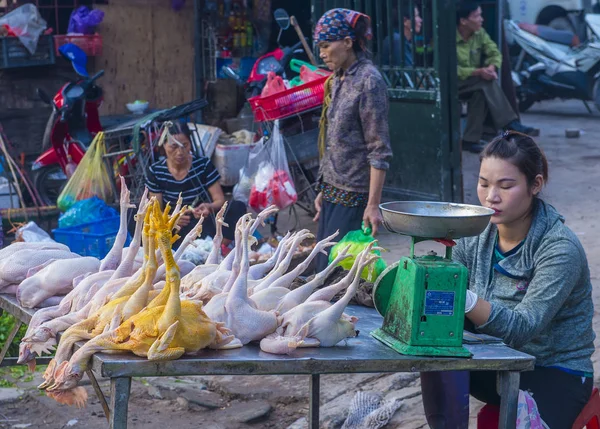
left=246, top=20, right=253, bottom=48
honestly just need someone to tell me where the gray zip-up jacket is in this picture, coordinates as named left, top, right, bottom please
left=454, top=200, right=595, bottom=373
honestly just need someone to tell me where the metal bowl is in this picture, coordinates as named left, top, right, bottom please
left=379, top=201, right=494, bottom=239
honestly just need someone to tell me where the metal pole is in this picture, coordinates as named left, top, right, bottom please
left=87, top=369, right=111, bottom=423
left=0, top=320, right=21, bottom=365
left=308, top=374, right=320, bottom=429
left=109, top=377, right=132, bottom=429
left=497, top=0, right=504, bottom=86
left=193, top=0, right=204, bottom=123
left=497, top=371, right=520, bottom=429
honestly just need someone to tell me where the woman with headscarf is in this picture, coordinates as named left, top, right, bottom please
left=313, top=9, right=393, bottom=272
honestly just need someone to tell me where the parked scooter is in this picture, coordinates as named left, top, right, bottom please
left=31, top=43, right=104, bottom=205
left=505, top=16, right=600, bottom=112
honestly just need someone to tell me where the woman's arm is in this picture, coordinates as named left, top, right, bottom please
left=363, top=167, right=386, bottom=235
left=466, top=240, right=584, bottom=348
left=194, top=182, right=226, bottom=217
left=149, top=192, right=163, bottom=207
left=359, top=74, right=392, bottom=235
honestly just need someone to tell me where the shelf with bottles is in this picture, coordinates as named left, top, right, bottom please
left=204, top=0, right=257, bottom=59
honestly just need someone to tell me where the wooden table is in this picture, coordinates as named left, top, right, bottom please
left=0, top=294, right=535, bottom=429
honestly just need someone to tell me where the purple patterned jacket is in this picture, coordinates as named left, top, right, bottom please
left=320, top=58, right=392, bottom=195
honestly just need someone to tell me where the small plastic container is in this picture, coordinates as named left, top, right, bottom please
left=52, top=216, right=131, bottom=258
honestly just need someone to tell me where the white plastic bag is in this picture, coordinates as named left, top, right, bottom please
left=16, top=221, right=55, bottom=243
left=0, top=4, right=47, bottom=55
left=233, top=121, right=297, bottom=211
left=516, top=390, right=549, bottom=429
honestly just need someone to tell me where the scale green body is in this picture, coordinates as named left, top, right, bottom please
left=371, top=238, right=472, bottom=357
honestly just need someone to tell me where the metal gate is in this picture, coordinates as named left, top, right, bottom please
left=311, top=0, right=462, bottom=202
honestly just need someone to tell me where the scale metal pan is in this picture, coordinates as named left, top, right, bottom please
left=379, top=201, right=494, bottom=239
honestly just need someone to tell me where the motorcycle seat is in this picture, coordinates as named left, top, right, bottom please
left=518, top=23, right=580, bottom=47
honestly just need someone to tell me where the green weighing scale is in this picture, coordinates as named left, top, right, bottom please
left=371, top=201, right=494, bottom=358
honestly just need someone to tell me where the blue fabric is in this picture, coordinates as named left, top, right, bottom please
left=381, top=32, right=414, bottom=67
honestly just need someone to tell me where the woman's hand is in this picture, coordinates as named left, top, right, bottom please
left=178, top=209, right=193, bottom=228
left=193, top=203, right=212, bottom=218
left=363, top=204, right=383, bottom=236
left=313, top=192, right=323, bottom=222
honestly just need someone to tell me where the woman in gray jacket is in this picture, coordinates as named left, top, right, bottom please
left=421, top=131, right=595, bottom=428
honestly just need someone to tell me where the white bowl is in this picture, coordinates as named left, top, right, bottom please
left=126, top=102, right=149, bottom=114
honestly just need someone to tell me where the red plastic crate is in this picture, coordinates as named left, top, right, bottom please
left=54, top=34, right=103, bottom=57
left=248, top=75, right=329, bottom=122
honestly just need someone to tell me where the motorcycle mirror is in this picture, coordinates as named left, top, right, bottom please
left=37, top=88, right=53, bottom=105
left=274, top=9, right=290, bottom=31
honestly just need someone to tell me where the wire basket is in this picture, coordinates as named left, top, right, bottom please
left=249, top=76, right=328, bottom=122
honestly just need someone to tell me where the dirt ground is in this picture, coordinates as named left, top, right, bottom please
left=2, top=99, right=600, bottom=429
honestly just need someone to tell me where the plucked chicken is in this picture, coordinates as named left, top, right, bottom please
left=43, top=200, right=233, bottom=406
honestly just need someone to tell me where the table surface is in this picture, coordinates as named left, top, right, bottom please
left=0, top=294, right=535, bottom=378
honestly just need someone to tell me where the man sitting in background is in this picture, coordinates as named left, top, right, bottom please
left=457, top=1, right=536, bottom=153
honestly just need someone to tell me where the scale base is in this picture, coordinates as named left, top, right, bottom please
left=371, top=328, right=472, bottom=358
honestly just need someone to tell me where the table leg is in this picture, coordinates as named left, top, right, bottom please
left=86, top=369, right=111, bottom=422
left=309, top=374, right=320, bottom=429
left=498, top=371, right=520, bottom=429
left=0, top=319, right=22, bottom=365
left=109, top=377, right=131, bottom=429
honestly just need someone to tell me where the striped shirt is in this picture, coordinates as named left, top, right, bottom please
left=145, top=156, right=220, bottom=206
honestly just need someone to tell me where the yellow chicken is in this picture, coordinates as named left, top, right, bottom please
left=44, top=200, right=233, bottom=406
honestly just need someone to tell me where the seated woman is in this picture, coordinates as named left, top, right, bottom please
left=420, top=132, right=595, bottom=428
left=145, top=120, right=246, bottom=248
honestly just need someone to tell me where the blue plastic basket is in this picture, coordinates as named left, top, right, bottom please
left=52, top=216, right=131, bottom=259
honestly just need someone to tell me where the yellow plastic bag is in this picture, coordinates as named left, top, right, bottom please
left=57, top=132, right=113, bottom=212
left=328, top=223, right=387, bottom=282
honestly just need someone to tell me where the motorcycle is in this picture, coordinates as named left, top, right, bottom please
left=31, top=43, right=104, bottom=205
left=505, top=16, right=600, bottom=112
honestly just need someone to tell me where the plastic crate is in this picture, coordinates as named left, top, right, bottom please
left=54, top=34, right=102, bottom=57
left=0, top=35, right=56, bottom=69
left=52, top=216, right=131, bottom=259
left=248, top=75, right=328, bottom=122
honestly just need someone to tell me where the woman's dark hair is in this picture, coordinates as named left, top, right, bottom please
left=456, top=1, right=480, bottom=25
left=480, top=131, right=549, bottom=189
left=352, top=16, right=372, bottom=58
left=167, top=119, right=192, bottom=141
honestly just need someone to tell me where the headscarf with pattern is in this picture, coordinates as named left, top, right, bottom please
left=313, top=8, right=372, bottom=43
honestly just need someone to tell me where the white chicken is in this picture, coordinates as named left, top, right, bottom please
left=249, top=231, right=340, bottom=311
left=259, top=243, right=379, bottom=354
left=221, top=215, right=278, bottom=345
left=0, top=249, right=80, bottom=290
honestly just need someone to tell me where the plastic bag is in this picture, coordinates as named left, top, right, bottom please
left=57, top=132, right=113, bottom=212
left=233, top=121, right=297, bottom=211
left=16, top=221, right=55, bottom=242
left=516, top=390, right=549, bottom=429
left=0, top=4, right=47, bottom=54
left=261, top=71, right=287, bottom=97
left=67, top=6, right=104, bottom=35
left=58, top=196, right=118, bottom=228
left=329, top=223, right=387, bottom=282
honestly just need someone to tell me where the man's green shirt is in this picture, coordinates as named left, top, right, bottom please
left=456, top=28, right=502, bottom=80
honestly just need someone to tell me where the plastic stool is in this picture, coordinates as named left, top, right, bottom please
left=572, top=387, right=600, bottom=429
left=477, top=404, right=500, bottom=429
